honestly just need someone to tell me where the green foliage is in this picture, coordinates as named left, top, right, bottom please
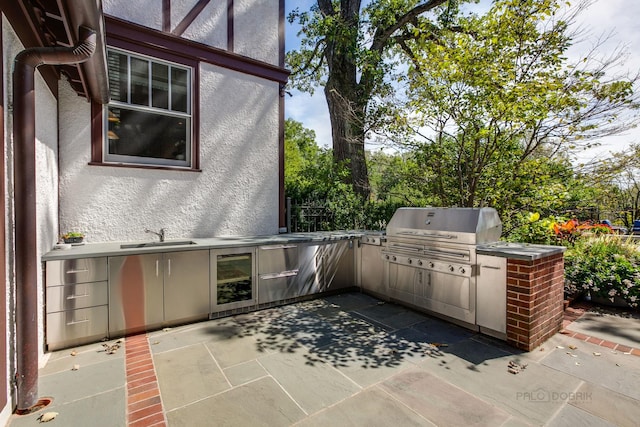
left=504, top=212, right=563, bottom=245
left=398, top=0, right=638, bottom=212
left=565, top=236, right=640, bottom=308
left=285, top=119, right=402, bottom=230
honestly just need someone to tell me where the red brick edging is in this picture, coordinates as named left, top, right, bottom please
left=562, top=304, right=640, bottom=357
left=125, top=335, right=167, bottom=426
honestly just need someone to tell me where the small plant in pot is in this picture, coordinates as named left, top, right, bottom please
left=61, top=231, right=84, bottom=244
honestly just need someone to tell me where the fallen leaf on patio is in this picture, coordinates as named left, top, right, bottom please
left=162, top=327, right=172, bottom=332
left=568, top=345, right=577, bottom=350
left=102, top=342, right=121, bottom=354
left=70, top=350, right=77, bottom=356
left=38, top=412, right=58, bottom=423
left=556, top=346, right=565, bottom=349
left=539, top=348, right=545, bottom=351
left=575, top=362, right=580, bottom=366
left=508, top=360, right=527, bottom=374
left=616, top=363, right=621, bottom=367
left=71, top=364, right=79, bottom=371
left=593, top=352, right=601, bottom=356
left=152, top=341, right=160, bottom=345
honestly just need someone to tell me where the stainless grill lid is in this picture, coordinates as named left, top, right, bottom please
left=386, top=207, right=502, bottom=245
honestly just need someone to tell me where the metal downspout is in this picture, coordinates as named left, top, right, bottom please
left=13, top=26, right=97, bottom=411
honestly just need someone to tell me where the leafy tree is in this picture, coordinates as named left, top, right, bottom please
left=398, top=0, right=638, bottom=209
left=287, top=0, right=464, bottom=199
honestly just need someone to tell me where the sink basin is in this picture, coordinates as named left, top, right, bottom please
left=120, top=240, right=197, bottom=249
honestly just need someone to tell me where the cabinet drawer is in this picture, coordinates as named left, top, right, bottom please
left=258, top=271, right=299, bottom=304
left=258, top=245, right=298, bottom=274
left=46, top=281, right=108, bottom=313
left=46, top=306, right=108, bottom=351
left=46, top=258, right=107, bottom=286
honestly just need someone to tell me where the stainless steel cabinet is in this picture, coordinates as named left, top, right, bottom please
left=109, top=253, right=163, bottom=336
left=298, top=239, right=356, bottom=296
left=163, top=250, right=210, bottom=322
left=476, top=254, right=507, bottom=337
left=258, top=244, right=299, bottom=304
left=45, top=258, right=108, bottom=350
left=109, top=250, right=209, bottom=336
left=358, top=241, right=386, bottom=297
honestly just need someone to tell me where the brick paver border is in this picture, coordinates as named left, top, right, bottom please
left=125, top=334, right=167, bottom=427
left=561, top=302, right=640, bottom=357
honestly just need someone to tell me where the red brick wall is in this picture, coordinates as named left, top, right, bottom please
left=506, top=253, right=564, bottom=351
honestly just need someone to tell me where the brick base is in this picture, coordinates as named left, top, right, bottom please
left=506, top=253, right=564, bottom=351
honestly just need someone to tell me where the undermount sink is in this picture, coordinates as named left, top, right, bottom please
left=120, top=240, right=197, bottom=249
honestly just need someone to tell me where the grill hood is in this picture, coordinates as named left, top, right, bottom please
left=386, top=207, right=502, bottom=245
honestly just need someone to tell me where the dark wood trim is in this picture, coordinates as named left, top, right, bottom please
left=162, top=0, right=171, bottom=32
left=88, top=162, right=202, bottom=173
left=90, top=101, right=103, bottom=163
left=0, top=0, right=59, bottom=96
left=279, top=0, right=285, bottom=68
left=91, top=40, right=200, bottom=171
left=105, top=15, right=290, bottom=83
left=172, top=0, right=212, bottom=36
left=0, top=16, right=8, bottom=411
left=227, top=0, right=234, bottom=52
left=278, top=0, right=286, bottom=228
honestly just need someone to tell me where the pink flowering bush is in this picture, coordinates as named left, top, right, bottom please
left=564, top=236, right=640, bottom=308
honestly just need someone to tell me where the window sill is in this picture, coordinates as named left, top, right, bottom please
left=88, top=162, right=202, bottom=172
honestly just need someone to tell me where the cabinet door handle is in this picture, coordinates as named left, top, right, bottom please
left=167, top=259, right=171, bottom=276
left=66, top=269, right=89, bottom=274
left=260, top=245, right=298, bottom=250
left=66, top=294, right=89, bottom=300
left=481, top=265, right=502, bottom=270
left=156, top=260, right=159, bottom=277
left=66, top=318, right=89, bottom=326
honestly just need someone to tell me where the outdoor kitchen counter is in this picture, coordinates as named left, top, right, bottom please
left=476, top=241, right=565, bottom=261
left=42, top=231, right=364, bottom=261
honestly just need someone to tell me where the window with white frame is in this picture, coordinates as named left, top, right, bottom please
left=105, top=48, right=192, bottom=167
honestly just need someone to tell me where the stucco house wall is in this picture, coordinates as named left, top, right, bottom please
left=58, top=66, right=280, bottom=241
left=57, top=0, right=284, bottom=241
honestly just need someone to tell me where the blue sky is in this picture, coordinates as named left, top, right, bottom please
left=283, top=0, right=640, bottom=163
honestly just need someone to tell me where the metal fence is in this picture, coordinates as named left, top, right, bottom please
left=286, top=197, right=333, bottom=232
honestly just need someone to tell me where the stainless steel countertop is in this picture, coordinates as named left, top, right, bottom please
left=42, top=231, right=365, bottom=261
left=476, top=242, right=566, bottom=261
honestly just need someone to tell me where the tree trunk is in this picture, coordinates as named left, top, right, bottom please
left=324, top=80, right=370, bottom=199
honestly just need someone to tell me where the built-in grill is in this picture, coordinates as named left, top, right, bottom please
left=382, top=207, right=502, bottom=327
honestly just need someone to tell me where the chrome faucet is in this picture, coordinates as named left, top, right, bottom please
left=145, top=228, right=165, bottom=242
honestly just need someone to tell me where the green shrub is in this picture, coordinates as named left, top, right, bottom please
left=564, top=235, right=640, bottom=308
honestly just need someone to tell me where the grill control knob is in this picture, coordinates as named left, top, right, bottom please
left=408, top=258, right=413, bottom=264
left=459, top=267, right=466, bottom=274
left=417, top=260, right=423, bottom=266
left=428, top=262, right=434, bottom=268
left=392, top=256, right=397, bottom=261
left=385, top=255, right=390, bottom=260
left=448, top=265, right=455, bottom=272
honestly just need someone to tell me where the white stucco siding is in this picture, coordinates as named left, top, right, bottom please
left=234, top=0, right=279, bottom=66
left=174, top=0, right=227, bottom=50
left=198, top=63, right=280, bottom=235
left=103, top=0, right=163, bottom=30
left=58, top=64, right=279, bottom=242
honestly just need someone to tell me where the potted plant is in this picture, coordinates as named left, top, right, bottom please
left=61, top=231, right=84, bottom=244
